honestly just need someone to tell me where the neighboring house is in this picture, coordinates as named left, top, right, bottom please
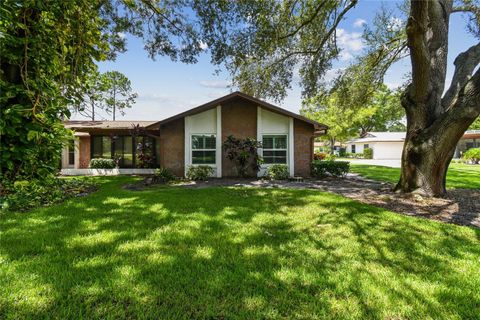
left=314, top=141, right=346, bottom=154
left=346, top=130, right=480, bottom=160
left=62, top=92, right=328, bottom=177
left=455, top=130, right=480, bottom=158
left=347, top=132, right=406, bottom=160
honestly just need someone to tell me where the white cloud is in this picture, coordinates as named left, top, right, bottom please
left=353, top=18, right=366, bottom=28
left=199, top=80, right=230, bottom=89
left=199, top=41, right=208, bottom=50
left=335, top=28, right=365, bottom=61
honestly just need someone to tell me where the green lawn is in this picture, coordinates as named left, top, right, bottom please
left=1, top=177, right=479, bottom=319
left=350, top=163, right=480, bottom=189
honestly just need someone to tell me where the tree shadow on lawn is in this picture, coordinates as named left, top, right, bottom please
left=1, top=177, right=480, bottom=319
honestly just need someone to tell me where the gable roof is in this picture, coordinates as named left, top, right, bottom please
left=146, top=91, right=328, bottom=132
left=348, top=132, right=406, bottom=143
left=64, top=120, right=157, bottom=130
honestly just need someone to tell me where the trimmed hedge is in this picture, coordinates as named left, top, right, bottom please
left=186, top=165, right=214, bottom=181
left=311, top=160, right=350, bottom=178
left=265, top=164, right=289, bottom=180
left=90, top=158, right=116, bottom=169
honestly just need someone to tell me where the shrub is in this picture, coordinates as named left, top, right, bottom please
left=363, top=148, right=373, bottom=159
left=324, top=153, right=337, bottom=161
left=90, top=158, right=116, bottom=169
left=186, top=165, right=214, bottom=181
left=311, top=160, right=350, bottom=178
left=1, top=178, right=96, bottom=212
left=313, top=152, right=327, bottom=160
left=223, top=135, right=262, bottom=177
left=266, top=164, right=289, bottom=180
left=154, top=167, right=176, bottom=183
left=463, top=148, right=480, bottom=164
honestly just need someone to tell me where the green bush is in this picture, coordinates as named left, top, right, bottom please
left=154, top=167, right=176, bottom=183
left=324, top=154, right=337, bottom=161
left=463, top=148, right=480, bottom=164
left=265, top=164, right=289, bottom=180
left=186, top=166, right=214, bottom=181
left=313, top=152, right=327, bottom=160
left=363, top=148, right=373, bottom=159
left=90, top=158, right=116, bottom=169
left=1, top=178, right=96, bottom=212
left=311, top=160, right=350, bottom=178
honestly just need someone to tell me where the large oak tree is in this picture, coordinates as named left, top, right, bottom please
left=197, top=0, right=480, bottom=196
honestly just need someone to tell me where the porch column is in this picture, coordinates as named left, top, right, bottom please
left=216, top=105, right=222, bottom=178
left=288, top=117, right=295, bottom=177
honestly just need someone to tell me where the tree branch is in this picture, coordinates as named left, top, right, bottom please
left=442, top=42, right=480, bottom=109
left=266, top=0, right=358, bottom=70
left=279, top=1, right=329, bottom=40
left=406, top=0, right=431, bottom=104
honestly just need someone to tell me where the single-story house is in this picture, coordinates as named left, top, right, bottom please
left=61, top=91, right=328, bottom=177
left=346, top=130, right=480, bottom=160
left=346, top=132, right=406, bottom=160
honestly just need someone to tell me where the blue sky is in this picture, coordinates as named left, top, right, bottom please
left=73, top=1, right=478, bottom=121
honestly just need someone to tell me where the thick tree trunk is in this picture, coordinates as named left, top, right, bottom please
left=395, top=121, right=466, bottom=196
left=395, top=0, right=480, bottom=197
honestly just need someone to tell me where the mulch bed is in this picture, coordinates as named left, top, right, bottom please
left=125, top=175, right=480, bottom=228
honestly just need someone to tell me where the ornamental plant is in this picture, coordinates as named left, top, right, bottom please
left=223, top=135, right=263, bottom=177
left=463, top=148, right=480, bottom=164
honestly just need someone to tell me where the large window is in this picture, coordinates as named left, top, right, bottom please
left=68, top=140, right=75, bottom=166
left=92, top=136, right=111, bottom=159
left=262, top=135, right=287, bottom=164
left=192, top=135, right=216, bottom=164
left=91, top=135, right=155, bottom=168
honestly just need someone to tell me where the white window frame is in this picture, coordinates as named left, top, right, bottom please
left=191, top=134, right=217, bottom=165
left=262, top=134, right=288, bottom=165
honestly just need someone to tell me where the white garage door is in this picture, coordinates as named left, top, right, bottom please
left=373, top=142, right=404, bottom=160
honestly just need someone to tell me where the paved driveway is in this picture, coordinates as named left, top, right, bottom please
left=346, top=159, right=401, bottom=168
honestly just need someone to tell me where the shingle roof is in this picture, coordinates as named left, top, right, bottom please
left=64, top=121, right=157, bottom=130
left=146, top=91, right=328, bottom=132
left=348, top=132, right=406, bottom=143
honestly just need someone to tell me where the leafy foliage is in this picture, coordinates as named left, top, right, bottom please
left=363, top=148, right=373, bottom=159
left=223, top=135, right=262, bottom=177
left=311, top=160, right=350, bottom=178
left=154, top=167, right=176, bottom=183
left=129, top=124, right=155, bottom=168
left=469, top=117, right=480, bottom=130
left=313, top=152, right=328, bottom=160
left=186, top=166, right=214, bottom=181
left=265, top=164, right=290, bottom=180
left=1, top=0, right=205, bottom=184
left=0, top=178, right=96, bottom=212
left=463, top=148, right=480, bottom=163
left=90, top=158, right=116, bottom=169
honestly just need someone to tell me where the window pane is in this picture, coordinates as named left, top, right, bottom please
left=123, top=136, right=133, bottom=166
left=263, top=150, right=286, bottom=164
left=114, top=137, right=124, bottom=157
left=263, top=137, right=273, bottom=149
left=192, top=150, right=216, bottom=164
left=102, top=137, right=111, bottom=158
left=274, top=136, right=287, bottom=149
left=92, top=137, right=102, bottom=158
left=68, top=140, right=75, bottom=165
left=192, top=135, right=203, bottom=149
left=204, top=135, right=216, bottom=149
